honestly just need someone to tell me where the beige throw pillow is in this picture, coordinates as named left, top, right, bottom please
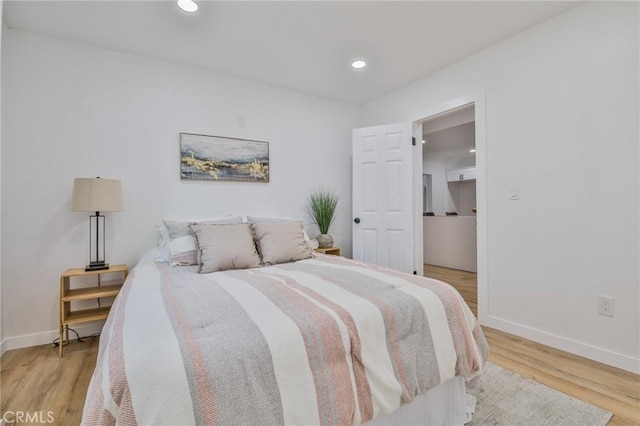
left=191, top=223, right=261, bottom=273
left=165, top=217, right=242, bottom=266
left=251, top=221, right=313, bottom=266
left=247, top=216, right=314, bottom=249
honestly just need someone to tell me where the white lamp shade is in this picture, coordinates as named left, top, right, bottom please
left=71, top=178, right=123, bottom=212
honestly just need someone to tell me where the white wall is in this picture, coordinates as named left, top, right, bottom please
left=1, top=29, right=359, bottom=349
left=423, top=158, right=476, bottom=216
left=362, top=2, right=640, bottom=372
left=450, top=180, right=476, bottom=217
left=423, top=122, right=476, bottom=215
left=422, top=106, right=474, bottom=135
left=423, top=157, right=447, bottom=216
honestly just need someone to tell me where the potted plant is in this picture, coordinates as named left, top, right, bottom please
left=308, top=188, right=339, bottom=248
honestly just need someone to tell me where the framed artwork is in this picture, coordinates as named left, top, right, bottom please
left=180, top=133, right=269, bottom=182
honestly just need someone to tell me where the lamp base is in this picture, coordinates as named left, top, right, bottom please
left=85, top=262, right=109, bottom=272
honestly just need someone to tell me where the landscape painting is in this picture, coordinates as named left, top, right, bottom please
left=180, top=133, right=269, bottom=182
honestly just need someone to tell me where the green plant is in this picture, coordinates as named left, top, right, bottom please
left=308, top=188, right=338, bottom=234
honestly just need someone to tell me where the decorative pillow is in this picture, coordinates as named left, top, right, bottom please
left=164, top=217, right=242, bottom=266
left=247, top=216, right=313, bottom=243
left=191, top=223, right=261, bottom=273
left=251, top=221, right=313, bottom=266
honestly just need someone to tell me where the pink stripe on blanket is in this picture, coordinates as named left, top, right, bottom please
left=118, top=386, right=137, bottom=426
left=313, top=256, right=486, bottom=376
left=159, top=266, right=217, bottom=426
left=83, top=346, right=106, bottom=424
left=301, top=270, right=413, bottom=404
left=107, top=278, right=138, bottom=425
left=313, top=254, right=362, bottom=268
left=83, top=303, right=119, bottom=425
left=247, top=273, right=356, bottom=426
left=371, top=267, right=485, bottom=377
left=83, top=383, right=116, bottom=426
left=268, top=273, right=375, bottom=424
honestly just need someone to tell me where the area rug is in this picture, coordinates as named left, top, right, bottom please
left=467, top=362, right=613, bottom=425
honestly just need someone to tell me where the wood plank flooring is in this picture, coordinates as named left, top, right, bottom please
left=1, top=266, right=638, bottom=425
left=425, top=264, right=640, bottom=426
left=1, top=337, right=99, bottom=425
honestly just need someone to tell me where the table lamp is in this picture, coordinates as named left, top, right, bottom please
left=71, top=177, right=123, bottom=271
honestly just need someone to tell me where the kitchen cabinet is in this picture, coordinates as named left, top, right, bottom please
left=446, top=167, right=476, bottom=182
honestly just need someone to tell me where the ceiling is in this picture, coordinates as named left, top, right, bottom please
left=423, top=105, right=475, bottom=160
left=3, top=1, right=578, bottom=105
left=424, top=121, right=476, bottom=161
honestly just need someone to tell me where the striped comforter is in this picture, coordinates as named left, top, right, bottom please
left=82, top=254, right=488, bottom=426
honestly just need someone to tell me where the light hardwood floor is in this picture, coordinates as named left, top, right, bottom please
left=425, top=264, right=640, bottom=426
left=1, top=267, right=638, bottom=425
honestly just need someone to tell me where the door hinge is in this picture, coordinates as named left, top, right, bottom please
left=412, top=137, right=416, bottom=146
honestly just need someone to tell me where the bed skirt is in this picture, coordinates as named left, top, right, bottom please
left=366, top=377, right=475, bottom=426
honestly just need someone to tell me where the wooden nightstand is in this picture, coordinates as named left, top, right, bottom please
left=59, top=264, right=128, bottom=357
left=315, top=247, right=341, bottom=256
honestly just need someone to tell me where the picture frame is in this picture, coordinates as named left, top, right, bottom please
left=180, top=133, right=270, bottom=182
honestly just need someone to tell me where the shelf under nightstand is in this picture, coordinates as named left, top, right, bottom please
left=59, top=264, right=127, bottom=357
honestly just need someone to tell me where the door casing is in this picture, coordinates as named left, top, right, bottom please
left=409, top=91, right=488, bottom=324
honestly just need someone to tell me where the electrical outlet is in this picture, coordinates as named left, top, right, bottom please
left=598, top=296, right=615, bottom=317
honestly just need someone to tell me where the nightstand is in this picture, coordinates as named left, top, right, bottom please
left=59, top=264, right=128, bottom=357
left=315, top=247, right=341, bottom=256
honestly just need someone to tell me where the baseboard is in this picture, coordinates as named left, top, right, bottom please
left=0, top=338, right=7, bottom=357
left=0, top=323, right=104, bottom=354
left=484, top=315, right=640, bottom=374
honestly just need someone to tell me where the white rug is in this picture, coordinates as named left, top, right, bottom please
left=467, top=362, right=613, bottom=426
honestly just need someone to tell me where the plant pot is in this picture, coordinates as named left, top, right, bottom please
left=317, top=233, right=333, bottom=248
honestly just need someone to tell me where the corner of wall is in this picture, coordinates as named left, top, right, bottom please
left=0, top=0, right=5, bottom=354
left=1, top=323, right=103, bottom=354
left=484, top=315, right=640, bottom=374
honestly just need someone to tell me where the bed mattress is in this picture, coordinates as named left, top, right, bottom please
left=82, top=253, right=488, bottom=425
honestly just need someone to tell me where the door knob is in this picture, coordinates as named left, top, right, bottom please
left=354, top=217, right=361, bottom=224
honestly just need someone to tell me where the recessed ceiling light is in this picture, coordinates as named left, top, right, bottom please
left=351, top=60, right=367, bottom=69
left=470, top=149, right=477, bottom=153
left=177, top=0, right=198, bottom=13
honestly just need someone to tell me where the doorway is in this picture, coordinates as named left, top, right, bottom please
left=352, top=92, right=487, bottom=323
left=421, top=105, right=477, bottom=273
left=409, top=92, right=488, bottom=324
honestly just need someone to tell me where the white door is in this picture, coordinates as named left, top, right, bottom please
left=353, top=123, right=415, bottom=273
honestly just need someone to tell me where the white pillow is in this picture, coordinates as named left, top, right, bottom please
left=155, top=222, right=171, bottom=263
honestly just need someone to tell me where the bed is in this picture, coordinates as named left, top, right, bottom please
left=82, top=221, right=487, bottom=426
